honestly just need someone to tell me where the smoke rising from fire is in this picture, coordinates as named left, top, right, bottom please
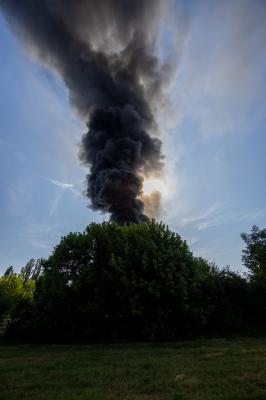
left=0, top=0, right=179, bottom=222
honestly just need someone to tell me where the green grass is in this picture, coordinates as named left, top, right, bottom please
left=0, top=338, right=265, bottom=400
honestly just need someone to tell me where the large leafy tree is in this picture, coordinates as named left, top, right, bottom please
left=241, top=225, right=266, bottom=282
left=241, top=225, right=266, bottom=327
left=29, top=220, right=211, bottom=341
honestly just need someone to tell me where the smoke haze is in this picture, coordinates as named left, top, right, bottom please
left=0, top=0, right=179, bottom=222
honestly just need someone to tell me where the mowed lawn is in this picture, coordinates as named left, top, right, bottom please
left=0, top=338, right=265, bottom=400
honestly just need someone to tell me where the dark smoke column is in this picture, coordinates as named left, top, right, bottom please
left=0, top=0, right=171, bottom=222
left=81, top=106, right=162, bottom=222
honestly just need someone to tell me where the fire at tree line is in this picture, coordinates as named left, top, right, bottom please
left=0, top=222, right=265, bottom=342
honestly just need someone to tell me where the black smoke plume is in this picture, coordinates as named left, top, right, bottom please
left=0, top=0, right=174, bottom=222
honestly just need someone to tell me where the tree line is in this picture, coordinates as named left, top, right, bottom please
left=0, top=221, right=265, bottom=342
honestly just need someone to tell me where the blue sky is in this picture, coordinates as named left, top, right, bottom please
left=0, top=0, right=266, bottom=273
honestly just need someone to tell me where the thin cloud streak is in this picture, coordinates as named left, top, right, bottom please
left=47, top=178, right=81, bottom=216
left=180, top=203, right=225, bottom=226
left=169, top=201, right=266, bottom=233
left=47, top=178, right=81, bottom=196
left=198, top=207, right=266, bottom=231
left=48, top=178, right=75, bottom=190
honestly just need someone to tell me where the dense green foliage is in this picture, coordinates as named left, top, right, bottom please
left=0, top=265, right=35, bottom=320
left=241, top=225, right=266, bottom=329
left=1, top=222, right=265, bottom=341
left=241, top=225, right=266, bottom=282
left=1, top=339, right=266, bottom=400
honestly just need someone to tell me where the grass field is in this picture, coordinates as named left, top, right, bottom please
left=0, top=338, right=265, bottom=400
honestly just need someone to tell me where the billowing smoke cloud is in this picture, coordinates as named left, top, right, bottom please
left=141, top=190, right=162, bottom=219
left=0, top=0, right=177, bottom=222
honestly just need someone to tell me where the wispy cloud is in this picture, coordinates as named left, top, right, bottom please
left=178, top=203, right=266, bottom=232
left=47, top=178, right=81, bottom=216
left=180, top=203, right=225, bottom=226
left=199, top=207, right=266, bottom=231
left=173, top=0, right=266, bottom=137
left=48, top=178, right=75, bottom=190
left=47, top=178, right=81, bottom=196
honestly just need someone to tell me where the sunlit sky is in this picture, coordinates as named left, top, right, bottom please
left=0, top=0, right=266, bottom=273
